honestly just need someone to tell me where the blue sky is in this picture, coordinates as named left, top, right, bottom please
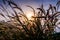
left=8, top=0, right=59, bottom=13
left=0, top=0, right=59, bottom=11
left=0, top=0, right=58, bottom=7
left=13, top=0, right=58, bottom=5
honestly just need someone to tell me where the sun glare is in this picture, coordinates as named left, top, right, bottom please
left=26, top=12, right=34, bottom=20
left=26, top=13, right=33, bottom=20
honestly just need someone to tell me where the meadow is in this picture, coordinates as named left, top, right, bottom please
left=0, top=0, right=60, bottom=40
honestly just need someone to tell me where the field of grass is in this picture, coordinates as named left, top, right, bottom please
left=0, top=0, right=60, bottom=40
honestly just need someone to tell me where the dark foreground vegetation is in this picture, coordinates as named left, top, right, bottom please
left=0, top=0, right=60, bottom=40
left=0, top=22, right=60, bottom=40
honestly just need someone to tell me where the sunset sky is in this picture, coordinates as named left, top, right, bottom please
left=0, top=0, right=59, bottom=8
left=0, top=0, right=59, bottom=12
left=0, top=0, right=60, bottom=32
left=12, top=0, right=58, bottom=10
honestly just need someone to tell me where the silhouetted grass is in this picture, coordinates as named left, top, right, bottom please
left=0, top=0, right=60, bottom=40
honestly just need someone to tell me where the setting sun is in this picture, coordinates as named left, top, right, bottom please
left=26, top=13, right=33, bottom=20
left=26, top=12, right=34, bottom=20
